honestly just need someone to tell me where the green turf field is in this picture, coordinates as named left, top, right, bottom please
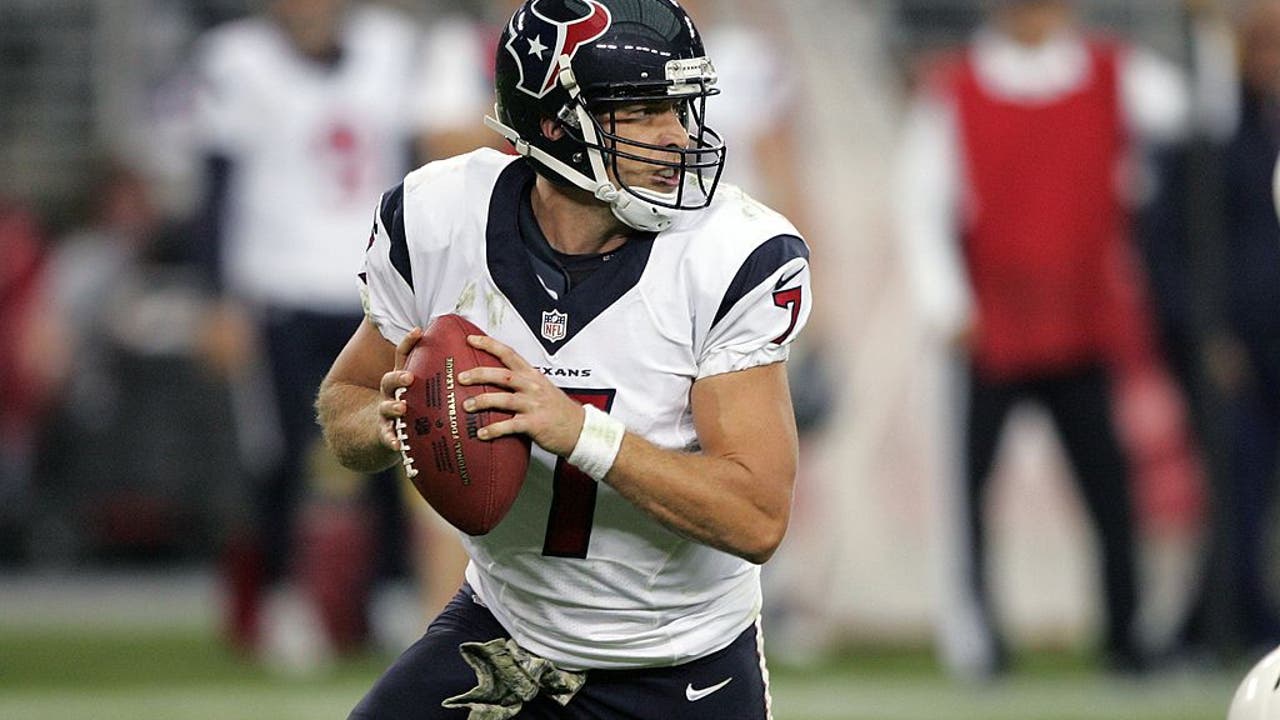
left=0, top=625, right=1241, bottom=720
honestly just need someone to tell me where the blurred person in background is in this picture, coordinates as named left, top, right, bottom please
left=895, top=0, right=1188, bottom=678
left=1204, top=0, right=1280, bottom=654
left=1164, top=0, right=1280, bottom=659
left=0, top=200, right=52, bottom=564
left=677, top=0, right=807, bottom=219
left=404, top=0, right=523, bottom=624
left=44, top=162, right=165, bottom=404
left=411, top=0, right=520, bottom=162
left=187, top=0, right=443, bottom=669
left=678, top=0, right=836, bottom=662
left=32, top=160, right=238, bottom=565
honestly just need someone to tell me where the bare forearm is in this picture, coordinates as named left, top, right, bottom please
left=316, top=378, right=399, bottom=474
left=603, top=433, right=793, bottom=564
left=454, top=337, right=797, bottom=563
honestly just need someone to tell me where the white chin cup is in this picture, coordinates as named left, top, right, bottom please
left=606, top=188, right=673, bottom=233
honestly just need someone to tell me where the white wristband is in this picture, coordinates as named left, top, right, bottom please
left=567, top=404, right=625, bottom=482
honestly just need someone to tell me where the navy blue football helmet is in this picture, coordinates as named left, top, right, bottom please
left=486, top=0, right=726, bottom=231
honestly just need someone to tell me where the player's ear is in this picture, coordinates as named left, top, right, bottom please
left=540, top=117, right=565, bottom=141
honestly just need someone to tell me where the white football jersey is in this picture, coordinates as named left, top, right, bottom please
left=192, top=5, right=427, bottom=312
left=361, top=149, right=812, bottom=670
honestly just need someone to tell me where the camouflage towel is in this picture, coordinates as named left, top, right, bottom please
left=441, top=638, right=587, bottom=720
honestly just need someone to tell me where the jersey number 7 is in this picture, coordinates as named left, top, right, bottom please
left=772, top=287, right=803, bottom=345
left=542, top=389, right=616, bottom=558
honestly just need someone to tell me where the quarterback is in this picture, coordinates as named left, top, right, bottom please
left=316, top=0, right=812, bottom=717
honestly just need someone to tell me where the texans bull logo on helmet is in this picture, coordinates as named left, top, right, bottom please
left=506, top=0, right=612, bottom=99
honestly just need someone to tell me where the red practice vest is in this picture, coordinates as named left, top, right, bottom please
left=0, top=204, right=46, bottom=438
left=952, top=41, right=1130, bottom=380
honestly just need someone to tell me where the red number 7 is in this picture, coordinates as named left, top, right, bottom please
left=542, top=389, right=616, bottom=558
left=772, top=287, right=803, bottom=344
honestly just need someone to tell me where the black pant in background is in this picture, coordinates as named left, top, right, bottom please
left=963, top=362, right=1139, bottom=665
left=260, top=309, right=407, bottom=586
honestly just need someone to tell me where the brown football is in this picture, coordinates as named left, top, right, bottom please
left=394, top=314, right=530, bottom=535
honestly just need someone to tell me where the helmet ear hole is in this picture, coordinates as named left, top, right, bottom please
left=540, top=117, right=566, bottom=141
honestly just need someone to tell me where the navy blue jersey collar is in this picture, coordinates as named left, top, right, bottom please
left=486, top=160, right=656, bottom=355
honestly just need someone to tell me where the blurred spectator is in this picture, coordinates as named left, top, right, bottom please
left=29, top=160, right=240, bottom=566
left=403, top=0, right=520, bottom=625
left=677, top=0, right=836, bottom=662
left=1166, top=0, right=1280, bottom=658
left=1208, top=0, right=1280, bottom=652
left=186, top=0, right=440, bottom=668
left=412, top=0, right=517, bottom=161
left=0, top=200, right=52, bottom=564
left=679, top=0, right=805, bottom=216
left=47, top=162, right=161, bottom=405
left=894, top=0, right=1188, bottom=678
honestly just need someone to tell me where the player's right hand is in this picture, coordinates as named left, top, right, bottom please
left=377, top=327, right=422, bottom=451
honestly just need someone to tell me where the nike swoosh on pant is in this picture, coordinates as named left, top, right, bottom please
left=685, top=677, right=733, bottom=702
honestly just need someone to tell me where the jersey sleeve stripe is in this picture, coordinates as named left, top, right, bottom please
left=379, top=182, right=413, bottom=290
left=711, top=234, right=809, bottom=328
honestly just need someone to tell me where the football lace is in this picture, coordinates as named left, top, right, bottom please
left=393, top=387, right=418, bottom=478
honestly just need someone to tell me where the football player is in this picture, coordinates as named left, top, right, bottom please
left=316, top=0, right=812, bottom=717
left=190, top=0, right=437, bottom=660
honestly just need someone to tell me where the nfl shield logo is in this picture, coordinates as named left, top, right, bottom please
left=541, top=310, right=568, bottom=343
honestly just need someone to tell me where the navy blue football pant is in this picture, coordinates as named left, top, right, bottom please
left=350, top=585, right=773, bottom=720
left=259, top=309, right=407, bottom=585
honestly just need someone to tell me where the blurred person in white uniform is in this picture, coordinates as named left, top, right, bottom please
left=189, top=0, right=440, bottom=664
left=400, top=0, right=526, bottom=623
left=412, top=0, right=524, bottom=161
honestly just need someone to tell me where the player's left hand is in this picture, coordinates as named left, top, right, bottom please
left=457, top=334, right=585, bottom=457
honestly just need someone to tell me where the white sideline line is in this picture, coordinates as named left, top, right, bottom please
left=0, top=569, right=217, bottom=630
